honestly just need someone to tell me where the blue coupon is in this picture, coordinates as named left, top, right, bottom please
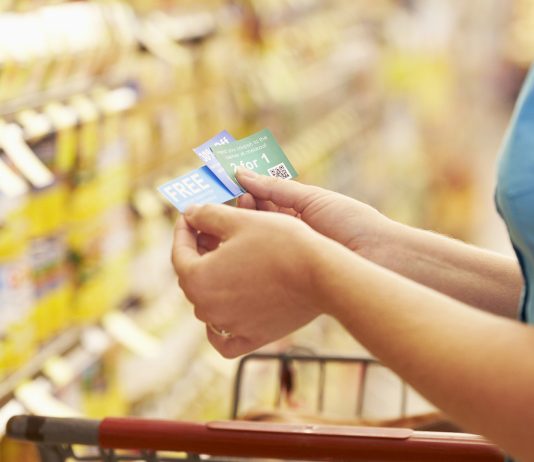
left=193, top=130, right=242, bottom=196
left=157, top=165, right=238, bottom=213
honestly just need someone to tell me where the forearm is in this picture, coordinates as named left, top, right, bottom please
left=314, top=240, right=534, bottom=461
left=366, top=221, right=523, bottom=318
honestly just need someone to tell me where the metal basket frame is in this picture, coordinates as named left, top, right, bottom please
left=231, top=351, right=408, bottom=420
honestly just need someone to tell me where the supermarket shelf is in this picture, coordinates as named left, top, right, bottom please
left=0, top=14, right=218, bottom=119
left=259, top=0, right=322, bottom=29
left=0, top=311, right=161, bottom=406
left=120, top=313, right=205, bottom=404
left=285, top=99, right=375, bottom=174
left=0, top=78, right=130, bottom=118
left=136, top=10, right=218, bottom=67
left=0, top=328, right=81, bottom=404
left=158, top=11, right=217, bottom=44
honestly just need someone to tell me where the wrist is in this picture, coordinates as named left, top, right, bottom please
left=306, top=233, right=366, bottom=318
left=358, top=217, right=406, bottom=268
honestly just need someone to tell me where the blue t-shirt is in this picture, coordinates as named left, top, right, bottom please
left=496, top=65, right=534, bottom=323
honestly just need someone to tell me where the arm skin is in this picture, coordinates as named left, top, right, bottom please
left=174, top=203, right=534, bottom=461
left=365, top=223, right=523, bottom=318
left=314, top=238, right=534, bottom=462
left=235, top=169, right=523, bottom=318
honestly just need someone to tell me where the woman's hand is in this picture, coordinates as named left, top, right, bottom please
left=172, top=203, right=331, bottom=358
left=235, top=168, right=394, bottom=262
left=234, top=169, right=524, bottom=317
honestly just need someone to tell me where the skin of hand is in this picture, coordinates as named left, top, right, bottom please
left=173, top=194, right=533, bottom=460
left=234, top=168, right=523, bottom=317
left=233, top=167, right=390, bottom=258
left=172, top=203, right=330, bottom=358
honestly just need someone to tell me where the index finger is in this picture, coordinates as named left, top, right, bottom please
left=236, top=167, right=321, bottom=213
left=237, top=192, right=257, bottom=210
left=172, top=215, right=201, bottom=276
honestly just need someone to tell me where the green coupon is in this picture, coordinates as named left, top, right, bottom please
left=211, top=128, right=298, bottom=191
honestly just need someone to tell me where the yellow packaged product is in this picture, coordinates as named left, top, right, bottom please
left=93, top=88, right=136, bottom=314
left=0, top=185, right=35, bottom=377
left=44, top=102, right=78, bottom=182
left=0, top=15, right=20, bottom=102
left=68, top=95, right=108, bottom=324
left=69, top=90, right=135, bottom=323
left=0, top=13, right=35, bottom=99
left=81, top=347, right=128, bottom=418
left=18, top=110, right=73, bottom=340
left=0, top=116, right=70, bottom=344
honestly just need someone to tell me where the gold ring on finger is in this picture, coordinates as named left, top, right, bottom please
left=208, top=322, right=233, bottom=339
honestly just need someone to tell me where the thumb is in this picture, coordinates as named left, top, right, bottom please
left=172, top=215, right=200, bottom=276
left=184, top=203, right=241, bottom=240
left=236, top=167, right=322, bottom=213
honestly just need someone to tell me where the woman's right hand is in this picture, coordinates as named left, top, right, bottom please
left=234, top=168, right=396, bottom=263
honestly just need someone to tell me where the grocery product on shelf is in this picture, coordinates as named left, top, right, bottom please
left=0, top=1, right=142, bottom=423
left=0, top=188, right=34, bottom=380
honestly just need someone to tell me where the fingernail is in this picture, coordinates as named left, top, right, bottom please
left=236, top=167, right=258, bottom=179
left=184, top=204, right=199, bottom=216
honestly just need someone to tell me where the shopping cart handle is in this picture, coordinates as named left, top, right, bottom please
left=7, top=415, right=99, bottom=446
left=7, top=415, right=505, bottom=461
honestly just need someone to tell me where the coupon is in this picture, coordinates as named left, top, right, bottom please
left=157, top=165, right=238, bottom=213
left=211, top=128, right=298, bottom=188
left=157, top=128, right=296, bottom=212
left=193, top=130, right=242, bottom=196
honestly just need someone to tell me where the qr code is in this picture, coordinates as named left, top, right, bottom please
left=268, top=162, right=292, bottom=180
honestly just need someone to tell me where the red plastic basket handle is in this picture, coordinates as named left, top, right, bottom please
left=100, top=418, right=504, bottom=461
left=8, top=415, right=504, bottom=461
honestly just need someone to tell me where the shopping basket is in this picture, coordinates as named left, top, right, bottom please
left=231, top=351, right=391, bottom=420
left=5, top=351, right=506, bottom=461
left=231, top=351, right=457, bottom=430
left=6, top=414, right=504, bottom=461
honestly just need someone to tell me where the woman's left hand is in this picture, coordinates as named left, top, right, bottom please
left=172, top=203, right=328, bottom=358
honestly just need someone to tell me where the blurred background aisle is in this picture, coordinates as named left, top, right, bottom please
left=0, top=1, right=532, bottom=460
